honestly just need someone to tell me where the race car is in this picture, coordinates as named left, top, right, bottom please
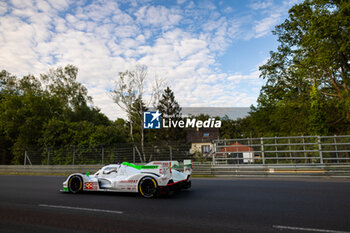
left=61, top=160, right=192, bottom=198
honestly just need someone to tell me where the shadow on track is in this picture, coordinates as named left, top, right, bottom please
left=59, top=188, right=195, bottom=199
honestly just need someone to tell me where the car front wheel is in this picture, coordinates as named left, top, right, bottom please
left=138, top=177, right=157, bottom=198
left=68, top=175, right=83, bottom=194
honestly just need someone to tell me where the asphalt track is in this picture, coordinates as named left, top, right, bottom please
left=0, top=176, right=350, bottom=233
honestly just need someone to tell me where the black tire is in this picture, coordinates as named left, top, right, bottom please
left=184, top=180, right=191, bottom=189
left=138, top=177, right=158, bottom=198
left=68, top=175, right=83, bottom=194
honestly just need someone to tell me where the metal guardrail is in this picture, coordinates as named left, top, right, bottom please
left=212, top=135, right=350, bottom=165
left=1, top=164, right=350, bottom=178
left=13, top=135, right=350, bottom=167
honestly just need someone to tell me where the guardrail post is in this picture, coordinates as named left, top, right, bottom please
left=261, top=137, right=265, bottom=165
left=334, top=136, right=339, bottom=164
left=318, top=136, right=324, bottom=164
left=101, top=146, right=104, bottom=165
left=275, top=136, right=278, bottom=164
left=302, top=137, right=307, bottom=163
left=47, top=148, right=50, bottom=165
left=212, top=141, right=216, bottom=165
left=72, top=146, right=75, bottom=166
left=248, top=137, right=251, bottom=164
left=288, top=138, right=292, bottom=163
left=24, top=150, right=27, bottom=165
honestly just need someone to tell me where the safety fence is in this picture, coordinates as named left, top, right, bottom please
left=1, top=163, right=350, bottom=177
left=213, top=135, right=350, bottom=165
left=11, top=135, right=350, bottom=166
left=19, top=144, right=191, bottom=165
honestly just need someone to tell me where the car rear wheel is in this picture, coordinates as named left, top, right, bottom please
left=138, top=177, right=157, bottom=198
left=184, top=180, right=191, bottom=189
left=68, top=175, right=83, bottom=194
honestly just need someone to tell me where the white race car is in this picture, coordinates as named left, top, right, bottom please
left=61, top=160, right=192, bottom=198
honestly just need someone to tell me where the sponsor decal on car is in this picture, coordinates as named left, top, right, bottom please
left=85, top=182, right=98, bottom=190
left=153, top=162, right=170, bottom=165
left=120, top=180, right=138, bottom=183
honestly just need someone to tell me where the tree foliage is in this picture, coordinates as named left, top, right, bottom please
left=111, top=65, right=165, bottom=162
left=0, top=65, right=126, bottom=164
left=248, top=0, right=350, bottom=136
left=111, top=65, right=149, bottom=162
left=155, top=87, right=186, bottom=144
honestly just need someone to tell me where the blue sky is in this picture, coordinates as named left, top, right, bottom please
left=0, top=0, right=300, bottom=120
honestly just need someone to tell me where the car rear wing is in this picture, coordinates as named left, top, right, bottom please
left=122, top=161, right=173, bottom=178
left=167, top=160, right=193, bottom=175
left=145, top=160, right=193, bottom=176
left=183, top=160, right=193, bottom=175
left=145, top=161, right=172, bottom=177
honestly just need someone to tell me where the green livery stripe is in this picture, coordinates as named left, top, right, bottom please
left=173, top=165, right=191, bottom=169
left=63, top=187, right=69, bottom=192
left=141, top=165, right=158, bottom=169
left=122, top=162, right=158, bottom=170
left=122, top=162, right=140, bottom=169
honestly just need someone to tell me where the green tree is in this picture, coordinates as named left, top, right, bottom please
left=111, top=65, right=164, bottom=162
left=70, top=104, right=110, bottom=125
left=155, top=87, right=185, bottom=144
left=0, top=72, right=64, bottom=164
left=308, top=85, right=328, bottom=135
left=255, top=0, right=350, bottom=136
left=0, top=65, right=117, bottom=164
left=220, top=115, right=254, bottom=139
left=89, top=122, right=128, bottom=146
left=40, top=65, right=92, bottom=109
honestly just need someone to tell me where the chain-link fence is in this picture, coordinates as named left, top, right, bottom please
left=13, top=135, right=350, bottom=165
left=20, top=143, right=192, bottom=165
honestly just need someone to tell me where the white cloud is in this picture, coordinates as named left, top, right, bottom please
left=0, top=2, right=8, bottom=15
left=248, top=0, right=301, bottom=39
left=228, top=71, right=259, bottom=82
left=47, top=0, right=69, bottom=11
left=10, top=0, right=34, bottom=9
left=249, top=0, right=273, bottom=10
left=135, top=5, right=182, bottom=30
left=0, top=0, right=273, bottom=120
left=254, top=13, right=281, bottom=38
left=36, top=0, right=52, bottom=12
left=202, top=1, right=217, bottom=10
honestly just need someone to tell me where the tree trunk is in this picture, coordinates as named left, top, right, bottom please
left=141, top=126, right=146, bottom=162
left=129, top=121, right=144, bottom=163
left=138, top=108, right=146, bottom=162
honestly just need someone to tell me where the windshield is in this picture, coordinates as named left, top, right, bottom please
left=102, top=166, right=119, bottom=175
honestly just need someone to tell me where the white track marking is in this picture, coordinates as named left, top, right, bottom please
left=273, top=225, right=350, bottom=233
left=39, top=204, right=123, bottom=214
